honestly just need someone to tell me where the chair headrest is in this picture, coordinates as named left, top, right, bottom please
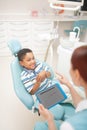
left=8, top=39, right=22, bottom=56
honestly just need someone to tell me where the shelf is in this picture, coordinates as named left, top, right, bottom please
left=0, top=14, right=87, bottom=21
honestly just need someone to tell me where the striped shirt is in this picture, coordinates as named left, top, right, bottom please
left=21, top=60, right=53, bottom=94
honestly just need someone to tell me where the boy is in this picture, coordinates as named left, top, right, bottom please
left=17, top=48, right=55, bottom=95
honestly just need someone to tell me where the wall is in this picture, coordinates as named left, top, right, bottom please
left=0, top=0, right=51, bottom=14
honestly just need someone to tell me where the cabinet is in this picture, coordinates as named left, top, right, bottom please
left=57, top=41, right=87, bottom=80
left=57, top=45, right=72, bottom=80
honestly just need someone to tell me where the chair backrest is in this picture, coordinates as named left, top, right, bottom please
left=8, top=39, right=34, bottom=110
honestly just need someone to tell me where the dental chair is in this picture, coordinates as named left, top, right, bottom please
left=8, top=39, right=64, bottom=113
left=8, top=39, right=34, bottom=110
left=8, top=39, right=75, bottom=130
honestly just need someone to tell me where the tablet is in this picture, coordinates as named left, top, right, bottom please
left=36, top=83, right=67, bottom=109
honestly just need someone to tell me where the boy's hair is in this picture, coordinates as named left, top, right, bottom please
left=17, top=48, right=32, bottom=61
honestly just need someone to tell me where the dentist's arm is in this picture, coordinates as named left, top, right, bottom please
left=39, top=104, right=57, bottom=130
left=56, top=72, right=83, bottom=107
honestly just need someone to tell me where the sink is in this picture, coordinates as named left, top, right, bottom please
left=60, top=37, right=87, bottom=50
left=60, top=37, right=79, bottom=49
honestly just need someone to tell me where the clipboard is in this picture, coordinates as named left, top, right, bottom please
left=36, top=83, right=67, bottom=109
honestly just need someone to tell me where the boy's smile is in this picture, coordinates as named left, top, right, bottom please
left=20, top=52, right=36, bottom=70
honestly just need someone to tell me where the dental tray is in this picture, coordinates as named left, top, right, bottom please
left=36, top=83, right=67, bottom=109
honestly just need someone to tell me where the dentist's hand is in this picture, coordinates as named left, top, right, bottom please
left=56, top=72, right=69, bottom=86
left=39, top=104, right=57, bottom=130
left=38, top=104, right=53, bottom=121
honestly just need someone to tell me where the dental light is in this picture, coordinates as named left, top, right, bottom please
left=48, top=0, right=84, bottom=11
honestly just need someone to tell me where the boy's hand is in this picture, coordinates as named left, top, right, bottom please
left=36, top=71, right=46, bottom=82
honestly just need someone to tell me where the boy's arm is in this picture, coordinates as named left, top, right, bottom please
left=36, top=70, right=51, bottom=82
left=43, top=61, right=54, bottom=80
left=45, top=71, right=51, bottom=78
left=30, top=81, right=41, bottom=95
left=36, top=59, right=54, bottom=80
left=30, top=70, right=51, bottom=95
left=21, top=70, right=41, bottom=95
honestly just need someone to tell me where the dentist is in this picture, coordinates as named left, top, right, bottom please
left=35, top=45, right=87, bottom=130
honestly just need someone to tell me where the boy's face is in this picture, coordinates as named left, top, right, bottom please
left=20, top=52, right=36, bottom=70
